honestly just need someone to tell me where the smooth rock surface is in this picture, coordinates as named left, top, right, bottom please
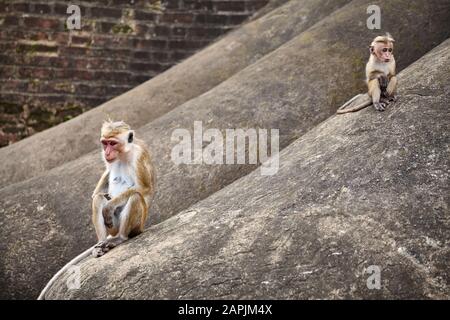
left=46, top=38, right=450, bottom=299
left=0, top=0, right=351, bottom=186
left=1, top=0, right=449, bottom=299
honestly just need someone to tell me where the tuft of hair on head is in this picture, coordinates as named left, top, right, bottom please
left=371, top=32, right=395, bottom=46
left=101, top=119, right=131, bottom=138
left=385, top=32, right=395, bottom=42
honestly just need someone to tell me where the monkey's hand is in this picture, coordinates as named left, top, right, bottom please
left=373, top=102, right=386, bottom=112
left=386, top=75, right=397, bottom=97
left=102, top=203, right=114, bottom=228
left=387, top=94, right=397, bottom=103
left=92, top=192, right=110, bottom=200
left=386, top=86, right=396, bottom=97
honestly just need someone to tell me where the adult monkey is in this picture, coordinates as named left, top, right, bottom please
left=92, top=120, right=156, bottom=256
left=38, top=120, right=156, bottom=300
left=337, top=33, right=397, bottom=114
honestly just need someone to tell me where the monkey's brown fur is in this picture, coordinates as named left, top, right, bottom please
left=91, top=122, right=155, bottom=257
left=38, top=122, right=156, bottom=300
left=337, top=33, right=397, bottom=114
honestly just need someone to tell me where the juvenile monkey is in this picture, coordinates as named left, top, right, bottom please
left=38, top=120, right=155, bottom=300
left=337, top=33, right=397, bottom=114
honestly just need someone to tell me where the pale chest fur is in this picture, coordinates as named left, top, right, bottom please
left=366, top=56, right=395, bottom=80
left=108, top=161, right=136, bottom=198
left=372, top=61, right=390, bottom=75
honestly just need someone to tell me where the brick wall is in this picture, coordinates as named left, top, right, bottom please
left=0, top=0, right=269, bottom=147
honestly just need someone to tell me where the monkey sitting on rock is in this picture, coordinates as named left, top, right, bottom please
left=38, top=120, right=155, bottom=300
left=337, top=33, right=397, bottom=114
left=91, top=120, right=156, bottom=257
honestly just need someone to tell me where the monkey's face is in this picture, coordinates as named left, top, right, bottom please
left=372, top=42, right=394, bottom=63
left=100, top=121, right=135, bottom=163
left=101, top=138, right=123, bottom=163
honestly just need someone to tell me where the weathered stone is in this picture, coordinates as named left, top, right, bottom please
left=0, top=0, right=273, bottom=146
left=45, top=38, right=450, bottom=299
left=1, top=0, right=449, bottom=300
left=0, top=0, right=349, bottom=185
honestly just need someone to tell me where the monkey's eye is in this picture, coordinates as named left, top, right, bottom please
left=110, top=141, right=117, bottom=146
left=382, top=48, right=388, bottom=52
left=101, top=141, right=108, bottom=146
left=388, top=48, right=393, bottom=52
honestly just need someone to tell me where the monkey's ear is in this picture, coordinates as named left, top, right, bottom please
left=128, top=130, right=134, bottom=143
left=369, top=46, right=374, bottom=54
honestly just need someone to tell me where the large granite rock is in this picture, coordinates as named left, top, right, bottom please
left=0, top=0, right=351, bottom=186
left=1, top=0, right=449, bottom=299
left=45, top=38, right=450, bottom=299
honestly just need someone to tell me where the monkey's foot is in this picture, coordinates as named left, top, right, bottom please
left=388, top=95, right=397, bottom=103
left=380, top=97, right=389, bottom=105
left=373, top=102, right=386, bottom=111
left=92, top=241, right=116, bottom=257
left=92, top=237, right=126, bottom=257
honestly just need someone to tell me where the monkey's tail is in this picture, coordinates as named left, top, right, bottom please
left=37, top=245, right=96, bottom=300
left=336, top=94, right=372, bottom=114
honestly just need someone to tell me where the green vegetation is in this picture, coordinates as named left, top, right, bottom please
left=112, top=23, right=133, bottom=34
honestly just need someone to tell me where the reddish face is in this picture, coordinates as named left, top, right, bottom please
left=373, top=42, right=394, bottom=63
left=101, top=139, right=122, bottom=162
